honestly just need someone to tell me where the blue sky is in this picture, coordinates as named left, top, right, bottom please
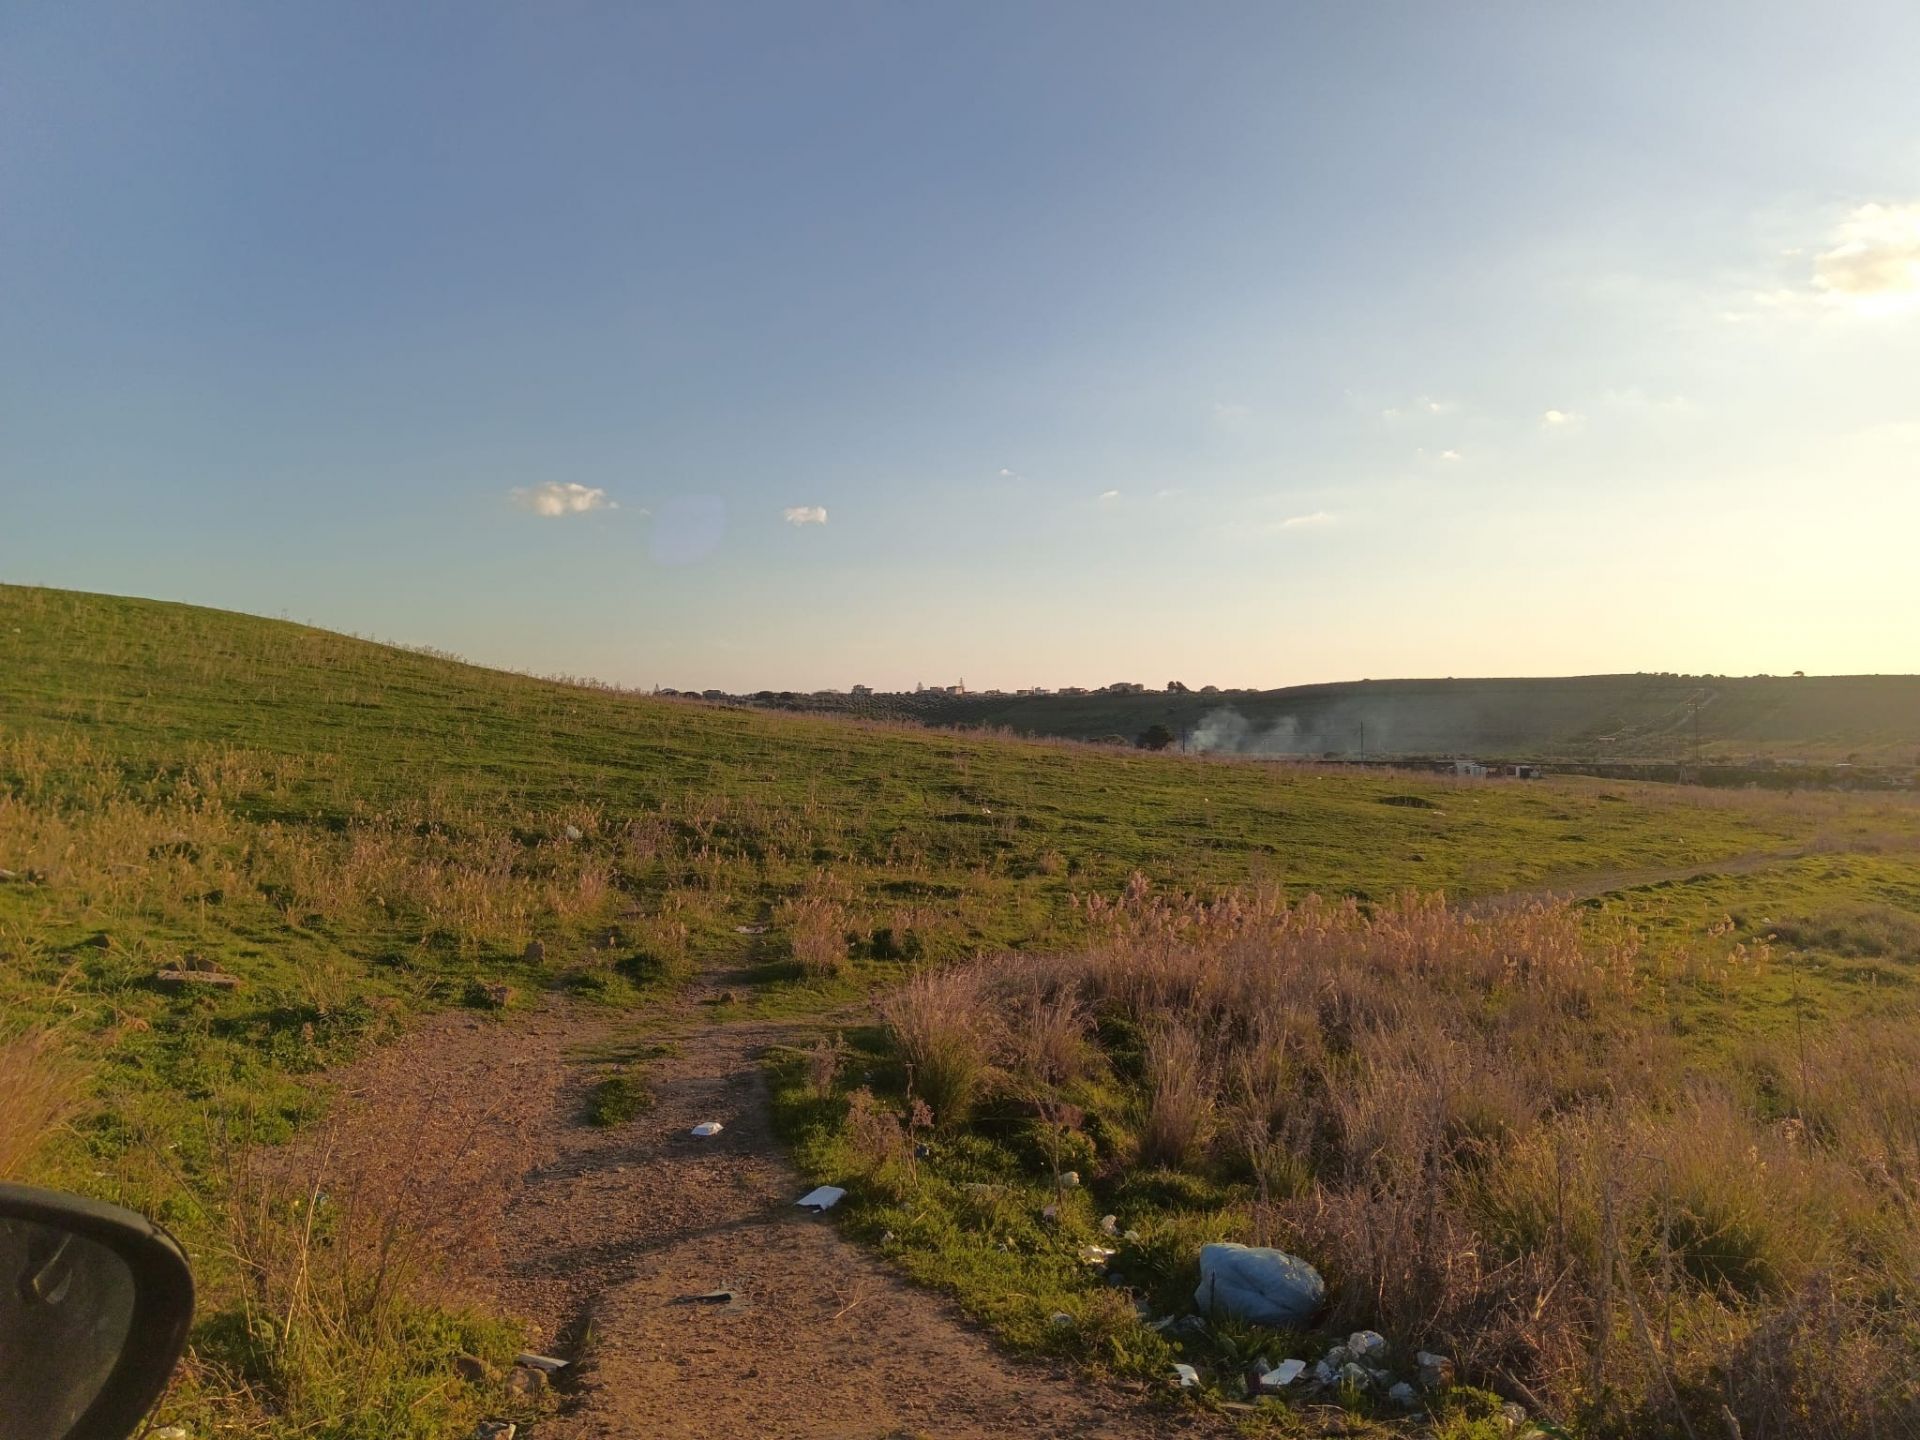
left=4, top=2, right=1918, bottom=690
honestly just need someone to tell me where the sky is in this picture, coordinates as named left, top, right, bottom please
left=3, top=2, right=1918, bottom=692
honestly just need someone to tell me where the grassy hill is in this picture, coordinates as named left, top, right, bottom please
left=4, top=583, right=1920, bottom=1438
left=755, top=672, right=1920, bottom=764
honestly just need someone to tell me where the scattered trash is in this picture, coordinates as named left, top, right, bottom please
left=1059, top=1170, right=1080, bottom=1188
left=150, top=1429, right=190, bottom=1440
left=690, top=1121, right=724, bottom=1137
left=795, top=1185, right=846, bottom=1211
left=673, top=1289, right=737, bottom=1306
left=506, top=1365, right=546, bottom=1396
left=1041, top=1203, right=1061, bottom=1223
left=1257, top=1358, right=1307, bottom=1390
left=1076, top=1244, right=1117, bottom=1266
left=913, top=1143, right=932, bottom=1159
left=1388, top=1380, right=1420, bottom=1407
left=473, top=1423, right=515, bottom=1440
left=563, top=825, right=583, bottom=841
left=154, top=968, right=241, bottom=989
left=1339, top=1361, right=1371, bottom=1389
left=1172, top=1363, right=1201, bottom=1389
left=515, top=1352, right=569, bottom=1373
left=1193, top=1243, right=1325, bottom=1327
left=1049, top=1311, right=1073, bottom=1327
left=733, top=924, right=769, bottom=935
left=1100, top=1213, right=1119, bottom=1235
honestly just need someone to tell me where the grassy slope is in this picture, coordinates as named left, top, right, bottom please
left=3, top=583, right=1918, bottom=1435
left=763, top=672, right=1920, bottom=762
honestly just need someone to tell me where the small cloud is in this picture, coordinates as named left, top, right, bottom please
left=1211, top=400, right=1253, bottom=421
left=1382, top=394, right=1456, bottom=421
left=1439, top=449, right=1463, bottom=462
left=1812, top=203, right=1920, bottom=313
left=1098, top=489, right=1122, bottom=502
left=511, top=482, right=616, bottom=517
left=1155, top=487, right=1187, bottom=499
left=1541, top=409, right=1583, bottom=429
left=998, top=467, right=1020, bottom=478
left=783, top=505, right=828, bottom=526
left=1279, top=510, right=1335, bottom=529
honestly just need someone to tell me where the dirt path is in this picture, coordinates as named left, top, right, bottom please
left=322, top=981, right=1218, bottom=1439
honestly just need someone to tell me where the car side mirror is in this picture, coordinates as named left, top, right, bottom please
left=0, top=1182, right=195, bottom=1440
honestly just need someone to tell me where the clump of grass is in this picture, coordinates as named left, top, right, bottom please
left=583, top=1070, right=653, bottom=1127
left=879, top=966, right=998, bottom=1126
left=0, top=1027, right=75, bottom=1179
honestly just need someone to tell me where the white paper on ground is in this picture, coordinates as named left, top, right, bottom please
left=795, top=1185, right=846, bottom=1211
left=690, top=1121, right=724, bottom=1137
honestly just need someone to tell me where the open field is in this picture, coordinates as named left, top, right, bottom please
left=3, top=584, right=1920, bottom=1438
left=751, top=673, right=1920, bottom=766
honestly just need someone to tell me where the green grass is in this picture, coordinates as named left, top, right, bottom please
left=4, top=583, right=1919, bottom=1437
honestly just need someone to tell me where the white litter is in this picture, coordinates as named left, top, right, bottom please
left=690, top=1121, right=724, bottom=1137
left=733, top=924, right=769, bottom=935
left=795, top=1185, right=846, bottom=1211
left=1258, top=1358, right=1307, bottom=1390
left=1173, top=1363, right=1201, bottom=1389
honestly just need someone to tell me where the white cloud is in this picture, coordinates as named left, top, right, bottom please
left=511, top=482, right=616, bottom=517
left=1812, top=203, right=1920, bottom=314
left=1439, top=449, right=1463, bottom=462
left=783, top=505, right=828, bottom=526
left=1156, top=487, right=1187, bottom=499
left=1098, top=489, right=1121, bottom=502
left=998, top=467, right=1020, bottom=478
left=1279, top=510, right=1335, bottom=528
left=1541, top=409, right=1583, bottom=429
left=1211, top=400, right=1253, bottom=421
left=1382, top=394, right=1456, bottom=421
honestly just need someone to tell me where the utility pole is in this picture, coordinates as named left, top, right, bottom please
left=1358, top=721, right=1365, bottom=762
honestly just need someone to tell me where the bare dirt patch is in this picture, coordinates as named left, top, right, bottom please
left=314, top=993, right=1222, bottom=1438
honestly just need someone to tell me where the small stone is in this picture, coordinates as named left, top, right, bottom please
left=1417, top=1350, right=1456, bottom=1389
left=1500, top=1402, right=1530, bottom=1431
left=0, top=869, right=19, bottom=883
left=1388, top=1380, right=1419, bottom=1407
left=478, top=982, right=514, bottom=1008
left=1347, top=1329, right=1388, bottom=1360
left=1323, top=1344, right=1352, bottom=1369
left=506, top=1365, right=546, bottom=1396
left=1059, top=1170, right=1080, bottom=1188
left=453, top=1353, right=491, bottom=1383
left=1338, top=1362, right=1371, bottom=1389
left=563, top=825, right=583, bottom=841
left=522, top=940, right=545, bottom=964
left=1049, top=1311, right=1073, bottom=1327
left=155, top=968, right=241, bottom=989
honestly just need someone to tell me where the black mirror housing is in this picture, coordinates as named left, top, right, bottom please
left=0, top=1183, right=195, bottom=1440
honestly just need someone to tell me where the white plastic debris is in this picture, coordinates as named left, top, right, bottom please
left=1049, top=1311, right=1073, bottom=1327
left=1100, top=1213, right=1119, bottom=1235
left=1077, top=1244, right=1118, bottom=1266
left=733, top=924, right=769, bottom=935
left=1173, top=1363, right=1201, bottom=1389
left=1258, top=1358, right=1307, bottom=1390
left=1059, top=1170, right=1080, bottom=1188
left=795, top=1185, right=846, bottom=1211
left=563, top=825, right=583, bottom=841
left=690, top=1121, right=724, bottom=1137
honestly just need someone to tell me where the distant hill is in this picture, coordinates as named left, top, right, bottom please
left=748, top=673, right=1920, bottom=764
